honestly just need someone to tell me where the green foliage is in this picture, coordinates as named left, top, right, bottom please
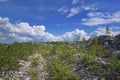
left=109, top=56, right=120, bottom=72
left=47, top=57, right=77, bottom=80
left=0, top=37, right=119, bottom=79
left=82, top=53, right=96, bottom=65
left=28, top=68, right=38, bottom=80
left=0, top=42, right=38, bottom=77
left=32, top=57, right=39, bottom=67
left=89, top=37, right=111, bottom=57
left=106, top=26, right=110, bottom=35
left=38, top=42, right=77, bottom=80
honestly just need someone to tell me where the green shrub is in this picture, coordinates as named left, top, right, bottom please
left=32, top=57, right=39, bottom=67
left=46, top=57, right=77, bottom=80
left=28, top=68, right=38, bottom=79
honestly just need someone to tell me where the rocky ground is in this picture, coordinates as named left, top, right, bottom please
left=0, top=52, right=47, bottom=80
left=0, top=34, right=120, bottom=80
left=71, top=53, right=120, bottom=80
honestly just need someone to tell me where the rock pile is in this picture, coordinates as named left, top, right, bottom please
left=71, top=53, right=120, bottom=80
left=98, top=34, right=120, bottom=50
left=98, top=34, right=120, bottom=59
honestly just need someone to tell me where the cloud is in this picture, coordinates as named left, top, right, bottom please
left=82, top=5, right=97, bottom=11
left=0, top=17, right=58, bottom=43
left=67, top=7, right=80, bottom=18
left=82, top=11, right=120, bottom=26
left=72, top=0, right=79, bottom=5
left=0, top=17, right=119, bottom=43
left=61, top=29, right=89, bottom=41
left=58, top=7, right=80, bottom=18
left=0, top=17, right=89, bottom=43
left=91, top=26, right=120, bottom=36
left=58, top=2, right=97, bottom=18
left=0, top=0, right=7, bottom=2
left=58, top=6, right=69, bottom=14
left=92, top=27, right=108, bottom=36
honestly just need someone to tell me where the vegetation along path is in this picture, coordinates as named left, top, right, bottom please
left=0, top=52, right=47, bottom=80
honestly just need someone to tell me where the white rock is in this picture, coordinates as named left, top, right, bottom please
left=25, top=77, right=30, bottom=80
left=0, top=78, right=3, bottom=80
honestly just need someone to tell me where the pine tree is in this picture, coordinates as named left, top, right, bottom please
left=106, top=26, right=110, bottom=35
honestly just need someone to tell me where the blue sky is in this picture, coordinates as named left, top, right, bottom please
left=0, top=0, right=120, bottom=43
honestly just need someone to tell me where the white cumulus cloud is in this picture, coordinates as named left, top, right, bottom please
left=0, top=17, right=119, bottom=43
left=60, top=29, right=89, bottom=41
left=0, top=17, right=58, bottom=43
left=0, top=17, right=89, bottom=43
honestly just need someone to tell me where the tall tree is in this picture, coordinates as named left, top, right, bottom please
left=106, top=26, right=110, bottom=35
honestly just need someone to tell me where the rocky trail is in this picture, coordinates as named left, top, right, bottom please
left=0, top=52, right=47, bottom=80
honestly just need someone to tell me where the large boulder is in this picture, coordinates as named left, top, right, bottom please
left=98, top=35, right=114, bottom=50
left=97, top=34, right=120, bottom=50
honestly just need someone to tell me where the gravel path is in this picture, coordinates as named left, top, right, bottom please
left=3, top=52, right=47, bottom=80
